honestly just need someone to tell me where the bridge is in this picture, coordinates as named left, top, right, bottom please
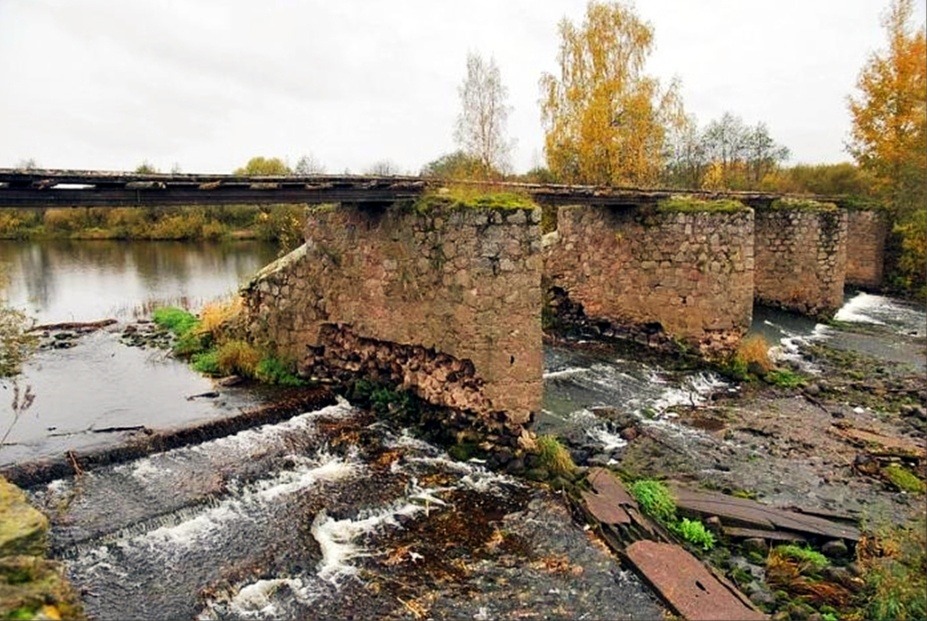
left=2, top=168, right=811, bottom=208
left=0, top=169, right=888, bottom=446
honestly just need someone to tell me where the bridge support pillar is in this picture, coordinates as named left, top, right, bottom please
left=543, top=203, right=755, bottom=355
left=242, top=201, right=543, bottom=444
left=754, top=201, right=847, bottom=317
left=844, top=208, right=888, bottom=289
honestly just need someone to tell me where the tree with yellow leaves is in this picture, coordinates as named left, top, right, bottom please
left=540, top=1, right=683, bottom=187
left=848, top=0, right=926, bottom=296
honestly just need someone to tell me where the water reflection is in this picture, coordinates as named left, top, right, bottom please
left=0, top=240, right=278, bottom=323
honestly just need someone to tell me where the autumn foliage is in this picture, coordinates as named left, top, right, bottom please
left=540, top=1, right=683, bottom=187
left=848, top=0, right=927, bottom=297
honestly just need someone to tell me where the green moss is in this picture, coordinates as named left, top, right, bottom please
left=882, top=464, right=926, bottom=494
left=629, top=479, right=676, bottom=524
left=656, top=196, right=747, bottom=213
left=769, top=198, right=839, bottom=211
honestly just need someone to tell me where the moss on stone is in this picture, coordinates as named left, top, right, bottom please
left=0, top=479, right=47, bottom=558
left=413, top=187, right=537, bottom=213
left=769, top=197, right=839, bottom=211
left=0, top=557, right=85, bottom=620
left=882, top=464, right=926, bottom=494
left=656, top=196, right=748, bottom=213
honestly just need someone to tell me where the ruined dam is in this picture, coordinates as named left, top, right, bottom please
left=0, top=169, right=888, bottom=443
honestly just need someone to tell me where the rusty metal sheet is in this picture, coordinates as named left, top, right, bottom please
left=588, top=467, right=638, bottom=507
left=581, top=490, right=631, bottom=525
left=624, top=540, right=766, bottom=621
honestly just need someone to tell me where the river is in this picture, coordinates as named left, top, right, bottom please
left=1, top=239, right=923, bottom=620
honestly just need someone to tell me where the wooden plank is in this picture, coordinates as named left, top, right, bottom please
left=669, top=484, right=860, bottom=541
left=722, top=526, right=807, bottom=544
left=833, top=426, right=926, bottom=459
left=624, top=541, right=766, bottom=621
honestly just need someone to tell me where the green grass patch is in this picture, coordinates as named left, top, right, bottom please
left=152, top=307, right=198, bottom=336
left=656, top=196, right=747, bottom=213
left=672, top=517, right=716, bottom=551
left=535, top=435, right=577, bottom=478
left=882, top=464, right=926, bottom=494
left=629, top=479, right=676, bottom=524
left=215, top=340, right=261, bottom=377
left=860, top=518, right=927, bottom=621
left=765, top=368, right=805, bottom=388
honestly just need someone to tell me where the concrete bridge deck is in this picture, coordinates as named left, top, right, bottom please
left=0, top=168, right=840, bottom=209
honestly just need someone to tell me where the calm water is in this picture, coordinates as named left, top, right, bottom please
left=0, top=239, right=278, bottom=323
left=0, top=240, right=278, bottom=465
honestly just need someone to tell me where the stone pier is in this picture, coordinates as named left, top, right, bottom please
left=754, top=200, right=848, bottom=317
left=845, top=208, right=888, bottom=289
left=242, top=200, right=543, bottom=442
left=542, top=201, right=755, bottom=355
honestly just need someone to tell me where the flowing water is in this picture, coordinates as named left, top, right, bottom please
left=2, top=240, right=923, bottom=619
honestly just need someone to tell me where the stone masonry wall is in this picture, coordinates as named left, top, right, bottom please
left=754, top=207, right=847, bottom=317
left=845, top=209, right=887, bottom=289
left=543, top=205, right=755, bottom=354
left=241, top=203, right=543, bottom=440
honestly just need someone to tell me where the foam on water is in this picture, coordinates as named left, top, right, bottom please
left=648, top=372, right=730, bottom=414
left=586, top=426, right=627, bottom=451
left=835, top=291, right=926, bottom=337
left=835, top=292, right=887, bottom=325
left=197, top=577, right=322, bottom=620
left=542, top=367, right=590, bottom=380
left=311, top=500, right=426, bottom=584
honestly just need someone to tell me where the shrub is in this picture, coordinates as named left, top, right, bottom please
left=254, top=357, right=305, bottom=386
left=858, top=518, right=927, bottom=621
left=197, top=299, right=241, bottom=342
left=253, top=205, right=306, bottom=253
left=191, top=350, right=221, bottom=376
left=733, top=335, right=773, bottom=376
left=535, top=435, right=577, bottom=478
left=629, top=479, right=676, bottom=523
left=43, top=208, right=91, bottom=233
left=673, top=517, right=715, bottom=550
left=215, top=340, right=261, bottom=377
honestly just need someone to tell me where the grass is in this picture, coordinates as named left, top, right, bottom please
left=535, top=435, right=577, bottom=478
left=152, top=303, right=304, bottom=386
left=773, top=544, right=829, bottom=574
left=769, top=198, right=839, bottom=211
left=656, top=196, right=747, bottom=213
left=857, top=517, right=927, bottom=621
left=151, top=307, right=198, bottom=337
left=765, top=368, right=805, bottom=388
left=629, top=479, right=677, bottom=524
left=881, top=463, right=926, bottom=494
left=413, top=186, right=537, bottom=213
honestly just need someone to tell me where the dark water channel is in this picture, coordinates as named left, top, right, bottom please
left=2, top=240, right=923, bottom=620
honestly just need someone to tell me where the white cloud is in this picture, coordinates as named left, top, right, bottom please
left=1, top=0, right=922, bottom=174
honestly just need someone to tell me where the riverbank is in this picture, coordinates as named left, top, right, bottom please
left=0, top=205, right=303, bottom=250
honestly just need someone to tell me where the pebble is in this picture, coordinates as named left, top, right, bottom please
left=821, top=539, right=848, bottom=559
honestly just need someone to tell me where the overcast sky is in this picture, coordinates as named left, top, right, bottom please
left=1, top=0, right=924, bottom=175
